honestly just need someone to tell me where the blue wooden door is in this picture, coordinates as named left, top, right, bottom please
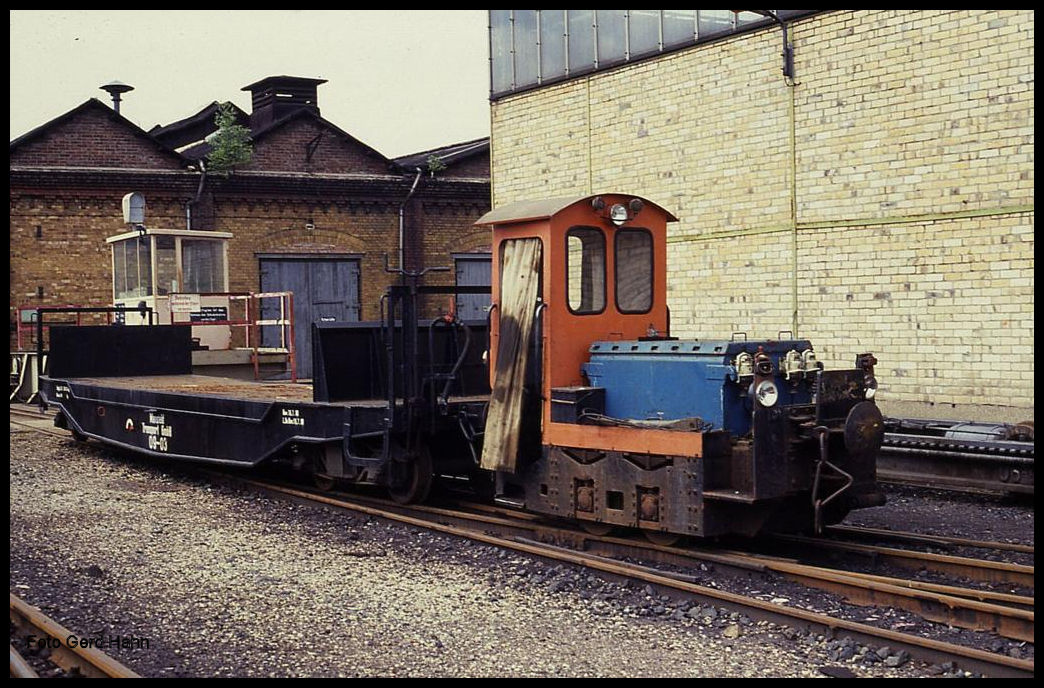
left=259, top=257, right=360, bottom=379
left=454, top=254, right=492, bottom=322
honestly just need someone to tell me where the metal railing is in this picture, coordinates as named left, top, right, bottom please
left=234, top=291, right=297, bottom=382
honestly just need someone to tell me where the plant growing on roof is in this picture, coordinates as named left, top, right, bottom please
left=426, top=154, right=447, bottom=177
left=206, top=102, right=253, bottom=174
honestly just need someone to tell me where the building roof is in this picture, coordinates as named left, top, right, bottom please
left=154, top=103, right=392, bottom=167
left=393, top=137, right=489, bottom=171
left=148, top=101, right=249, bottom=150
left=9, top=98, right=191, bottom=167
left=247, top=107, right=391, bottom=165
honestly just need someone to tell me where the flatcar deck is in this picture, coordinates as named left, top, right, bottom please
left=66, top=374, right=317, bottom=403
left=59, top=374, right=489, bottom=408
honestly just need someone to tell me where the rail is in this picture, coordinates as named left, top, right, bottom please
left=9, top=593, right=141, bottom=678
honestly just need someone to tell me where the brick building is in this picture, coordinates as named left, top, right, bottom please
left=486, top=10, right=1033, bottom=419
left=10, top=75, right=491, bottom=374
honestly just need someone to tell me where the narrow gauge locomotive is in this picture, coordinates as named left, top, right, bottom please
left=40, top=193, right=886, bottom=540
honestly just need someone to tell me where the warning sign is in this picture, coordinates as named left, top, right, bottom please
left=170, top=293, right=201, bottom=313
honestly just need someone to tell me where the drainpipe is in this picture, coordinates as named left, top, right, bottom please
left=398, top=167, right=424, bottom=282
left=186, top=160, right=208, bottom=230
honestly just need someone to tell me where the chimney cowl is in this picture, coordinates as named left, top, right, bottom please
left=100, top=80, right=134, bottom=114
left=241, top=75, right=327, bottom=131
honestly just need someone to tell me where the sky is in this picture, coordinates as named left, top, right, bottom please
left=9, top=10, right=491, bottom=158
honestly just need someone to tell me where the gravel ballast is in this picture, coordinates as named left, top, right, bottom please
left=8, top=427, right=1029, bottom=677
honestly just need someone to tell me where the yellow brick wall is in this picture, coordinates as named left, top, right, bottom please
left=490, top=9, right=1034, bottom=416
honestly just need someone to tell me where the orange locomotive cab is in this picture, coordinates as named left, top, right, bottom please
left=476, top=194, right=721, bottom=538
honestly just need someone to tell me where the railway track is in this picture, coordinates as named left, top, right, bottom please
left=224, top=474, right=1033, bottom=678
left=880, top=418, right=1034, bottom=497
left=9, top=404, right=1036, bottom=677
left=9, top=593, right=141, bottom=678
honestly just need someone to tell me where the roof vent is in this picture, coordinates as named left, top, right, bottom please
left=100, top=80, right=134, bottom=115
left=241, top=75, right=327, bottom=131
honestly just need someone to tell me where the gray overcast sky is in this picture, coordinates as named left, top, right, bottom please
left=9, top=10, right=491, bottom=158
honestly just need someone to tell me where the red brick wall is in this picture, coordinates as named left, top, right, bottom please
left=213, top=196, right=402, bottom=322
left=10, top=188, right=489, bottom=349
left=442, top=152, right=490, bottom=179
left=411, top=197, right=493, bottom=317
left=10, top=102, right=184, bottom=170
left=215, top=193, right=490, bottom=321
left=9, top=101, right=490, bottom=350
left=241, top=117, right=390, bottom=175
left=9, top=192, right=189, bottom=348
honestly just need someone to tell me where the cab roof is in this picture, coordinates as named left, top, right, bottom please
left=475, top=193, right=678, bottom=226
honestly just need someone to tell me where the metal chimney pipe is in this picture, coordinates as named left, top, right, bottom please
left=100, top=80, right=134, bottom=114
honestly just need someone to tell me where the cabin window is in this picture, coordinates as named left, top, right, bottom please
left=566, top=226, right=606, bottom=314
left=154, top=235, right=177, bottom=295
left=182, top=240, right=225, bottom=293
left=615, top=229, right=653, bottom=313
left=113, top=237, right=152, bottom=300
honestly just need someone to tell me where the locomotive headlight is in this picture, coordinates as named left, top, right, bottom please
left=865, top=376, right=878, bottom=400
left=755, top=380, right=779, bottom=407
left=734, top=351, right=754, bottom=379
left=609, top=204, right=629, bottom=226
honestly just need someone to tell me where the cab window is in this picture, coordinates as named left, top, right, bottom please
left=615, top=228, right=653, bottom=313
left=566, top=226, right=605, bottom=314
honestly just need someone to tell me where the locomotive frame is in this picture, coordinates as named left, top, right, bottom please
left=39, top=193, right=886, bottom=539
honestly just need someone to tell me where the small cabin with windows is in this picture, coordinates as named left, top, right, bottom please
left=106, top=228, right=233, bottom=350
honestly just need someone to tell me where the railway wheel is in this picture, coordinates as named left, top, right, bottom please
left=311, top=452, right=336, bottom=492
left=468, top=469, right=496, bottom=502
left=579, top=521, right=614, bottom=537
left=642, top=529, right=682, bottom=547
left=313, top=471, right=336, bottom=492
left=387, top=447, right=434, bottom=504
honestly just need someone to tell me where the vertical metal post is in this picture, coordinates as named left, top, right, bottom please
left=286, top=292, right=297, bottom=382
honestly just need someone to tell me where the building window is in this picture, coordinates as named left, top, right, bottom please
left=566, top=226, right=605, bottom=315
left=490, top=9, right=513, bottom=93
left=567, top=10, right=595, bottom=75
left=514, top=10, right=539, bottom=87
left=540, top=10, right=567, bottom=81
left=596, top=10, right=627, bottom=66
left=489, top=10, right=819, bottom=98
left=662, top=10, right=696, bottom=48
left=629, top=10, right=663, bottom=58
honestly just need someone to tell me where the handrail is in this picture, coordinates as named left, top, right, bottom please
left=236, top=291, right=297, bottom=382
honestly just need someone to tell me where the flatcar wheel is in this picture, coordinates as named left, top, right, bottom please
left=312, top=453, right=336, bottom=492
left=313, top=472, right=336, bottom=492
left=468, top=469, right=496, bottom=502
left=642, top=529, right=682, bottom=547
left=579, top=521, right=614, bottom=537
left=387, top=448, right=434, bottom=505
